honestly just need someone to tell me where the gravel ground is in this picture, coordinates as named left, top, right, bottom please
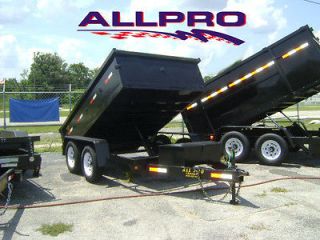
left=0, top=152, right=320, bottom=240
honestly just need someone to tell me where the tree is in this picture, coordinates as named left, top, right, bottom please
left=67, top=63, right=91, bottom=89
left=28, top=52, right=68, bottom=91
left=204, top=75, right=214, bottom=82
left=3, top=78, right=19, bottom=91
left=217, top=60, right=242, bottom=75
left=89, top=67, right=100, bottom=79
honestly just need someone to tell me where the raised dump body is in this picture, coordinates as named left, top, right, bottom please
left=60, top=50, right=249, bottom=203
left=60, top=49, right=204, bottom=152
left=183, top=25, right=320, bottom=134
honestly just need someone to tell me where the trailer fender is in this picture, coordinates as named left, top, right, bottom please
left=64, top=136, right=110, bottom=168
left=94, top=141, right=110, bottom=168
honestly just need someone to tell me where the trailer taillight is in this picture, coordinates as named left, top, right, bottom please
left=149, top=166, right=168, bottom=173
left=211, top=172, right=233, bottom=180
left=282, top=42, right=309, bottom=59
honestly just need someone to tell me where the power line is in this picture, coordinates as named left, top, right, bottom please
left=303, top=0, right=320, bottom=5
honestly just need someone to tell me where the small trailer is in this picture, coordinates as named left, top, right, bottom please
left=0, top=130, right=42, bottom=194
left=183, top=25, right=320, bottom=165
left=60, top=49, right=248, bottom=204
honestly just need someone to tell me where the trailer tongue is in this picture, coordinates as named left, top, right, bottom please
left=60, top=49, right=248, bottom=204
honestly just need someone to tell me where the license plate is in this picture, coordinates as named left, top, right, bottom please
left=182, top=167, right=204, bottom=179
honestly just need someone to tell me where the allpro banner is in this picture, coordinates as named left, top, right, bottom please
left=10, top=98, right=60, bottom=122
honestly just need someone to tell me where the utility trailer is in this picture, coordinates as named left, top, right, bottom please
left=60, top=49, right=248, bottom=204
left=183, top=25, right=320, bottom=165
left=0, top=130, right=42, bottom=194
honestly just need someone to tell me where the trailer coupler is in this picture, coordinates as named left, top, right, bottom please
left=147, top=164, right=249, bottom=205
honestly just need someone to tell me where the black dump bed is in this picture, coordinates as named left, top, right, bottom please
left=183, top=25, right=320, bottom=134
left=60, top=49, right=204, bottom=152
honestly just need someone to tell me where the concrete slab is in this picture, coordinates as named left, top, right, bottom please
left=0, top=152, right=319, bottom=240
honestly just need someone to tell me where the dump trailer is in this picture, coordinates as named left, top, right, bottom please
left=60, top=49, right=248, bottom=204
left=183, top=25, right=320, bottom=165
left=0, top=130, right=42, bottom=194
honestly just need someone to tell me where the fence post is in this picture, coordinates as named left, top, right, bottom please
left=68, top=84, right=72, bottom=114
left=297, top=102, right=300, bottom=122
left=3, top=80, right=6, bottom=129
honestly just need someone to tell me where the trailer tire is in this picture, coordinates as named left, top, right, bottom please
left=255, top=134, right=288, bottom=165
left=81, top=146, right=102, bottom=183
left=221, top=131, right=250, bottom=162
left=65, top=141, right=81, bottom=174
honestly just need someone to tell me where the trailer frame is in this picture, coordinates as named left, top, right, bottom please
left=0, top=131, right=42, bottom=195
left=62, top=134, right=249, bottom=205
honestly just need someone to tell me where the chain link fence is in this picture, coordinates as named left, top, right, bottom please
left=0, top=84, right=85, bottom=127
left=0, top=84, right=319, bottom=128
left=300, top=93, right=320, bottom=105
left=0, top=84, right=318, bottom=153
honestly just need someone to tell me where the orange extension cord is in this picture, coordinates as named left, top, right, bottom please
left=1, top=176, right=320, bottom=210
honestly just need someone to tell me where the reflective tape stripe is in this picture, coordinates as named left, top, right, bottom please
left=67, top=127, right=73, bottom=135
left=282, top=42, right=309, bottom=59
left=104, top=72, right=113, bottom=84
left=90, top=93, right=97, bottom=104
left=77, top=113, right=83, bottom=123
left=186, top=102, right=198, bottom=110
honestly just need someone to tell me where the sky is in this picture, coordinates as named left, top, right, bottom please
left=0, top=0, right=320, bottom=81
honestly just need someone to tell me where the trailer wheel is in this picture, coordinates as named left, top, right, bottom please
left=176, top=138, right=191, bottom=144
left=65, top=141, right=81, bottom=174
left=255, top=134, right=288, bottom=165
left=221, top=131, right=250, bottom=162
left=81, top=146, right=102, bottom=183
left=151, top=135, right=171, bottom=154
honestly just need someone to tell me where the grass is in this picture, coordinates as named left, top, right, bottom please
left=36, top=145, right=62, bottom=153
left=285, top=202, right=297, bottom=207
left=262, top=119, right=320, bottom=131
left=6, top=125, right=60, bottom=134
left=249, top=223, right=268, bottom=231
left=0, top=110, right=70, bottom=118
left=255, top=191, right=267, bottom=198
left=164, top=121, right=186, bottom=129
left=285, top=105, right=320, bottom=111
left=34, top=134, right=62, bottom=153
left=37, top=222, right=73, bottom=237
left=271, top=187, right=289, bottom=193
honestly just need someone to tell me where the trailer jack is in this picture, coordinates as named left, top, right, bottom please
left=195, top=151, right=249, bottom=205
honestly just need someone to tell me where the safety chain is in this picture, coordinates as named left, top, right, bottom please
left=0, top=182, right=13, bottom=216
left=196, top=150, right=243, bottom=203
left=197, top=171, right=232, bottom=203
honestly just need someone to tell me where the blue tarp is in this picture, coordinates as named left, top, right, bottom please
left=10, top=98, right=60, bottom=122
